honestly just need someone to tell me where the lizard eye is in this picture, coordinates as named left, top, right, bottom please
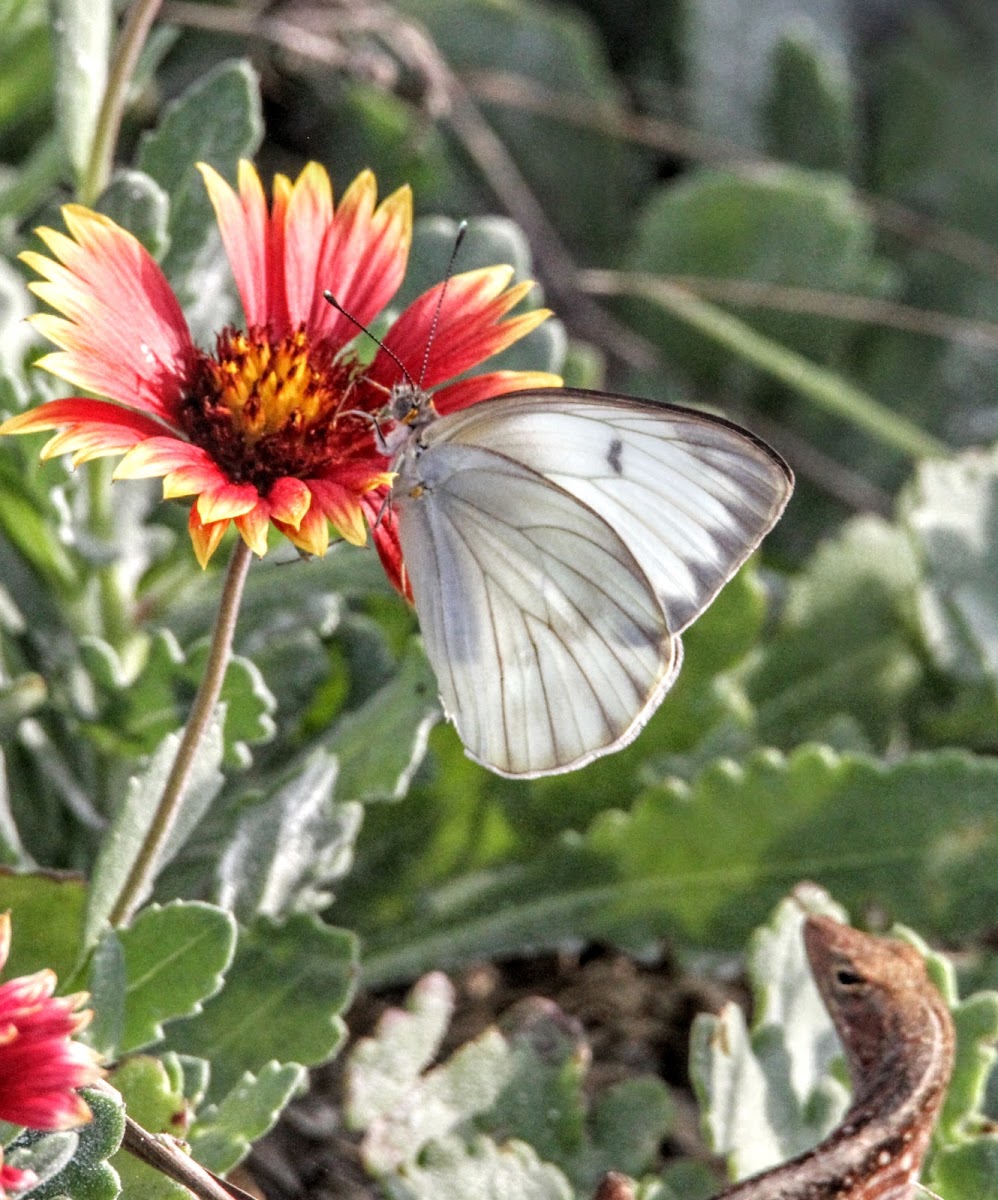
left=835, top=968, right=864, bottom=987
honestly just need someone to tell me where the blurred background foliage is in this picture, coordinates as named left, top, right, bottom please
left=2, top=0, right=998, bottom=1015
left=1, top=0, right=998, bottom=1195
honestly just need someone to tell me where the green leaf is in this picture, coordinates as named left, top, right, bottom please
left=164, top=914, right=357, bottom=1099
left=116, top=901, right=237, bottom=1055
left=328, top=0, right=640, bottom=255
left=939, top=986, right=998, bottom=1142
left=628, top=167, right=882, bottom=383
left=0, top=0, right=53, bottom=151
left=748, top=514, right=923, bottom=751
left=4, top=1133, right=77, bottom=1191
left=362, top=746, right=998, bottom=985
left=15, top=1088, right=124, bottom=1200
left=931, top=1139, right=998, bottom=1200
left=585, top=1079, right=675, bottom=1184
left=347, top=972, right=455, bottom=1128
left=0, top=669, right=47, bottom=739
left=389, top=1134, right=573, bottom=1200
left=0, top=872, right=87, bottom=980
left=685, top=0, right=851, bottom=151
left=489, top=1002, right=673, bottom=1188
left=111, top=1055, right=186, bottom=1133
left=689, top=888, right=848, bottom=1181
left=187, top=1062, right=307, bottom=1174
left=0, top=756, right=27, bottom=866
left=658, top=1159, right=719, bottom=1200
left=77, top=634, right=272, bottom=766
left=97, top=169, right=170, bottom=258
left=0, top=256, right=34, bottom=374
left=137, top=60, right=263, bottom=342
left=762, top=31, right=855, bottom=172
left=0, top=455, right=80, bottom=595
left=49, top=0, right=110, bottom=182
left=328, top=644, right=440, bottom=802
left=183, top=647, right=276, bottom=768
left=902, top=446, right=998, bottom=685
left=215, top=752, right=362, bottom=923
left=83, top=715, right=225, bottom=948
left=873, top=6, right=998, bottom=201
left=78, top=631, right=187, bottom=758
left=347, top=974, right=671, bottom=1190
left=87, top=929, right=126, bottom=1060
left=109, top=1057, right=190, bottom=1200
left=584, top=748, right=998, bottom=948
left=350, top=992, right=514, bottom=1172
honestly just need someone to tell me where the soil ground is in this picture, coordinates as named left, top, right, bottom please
left=245, top=947, right=742, bottom=1199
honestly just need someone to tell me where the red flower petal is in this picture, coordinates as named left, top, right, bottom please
left=367, top=499, right=411, bottom=600
left=188, top=507, right=229, bottom=569
left=114, top=437, right=214, bottom=481
left=432, top=370, right=564, bottom=416
left=162, top=461, right=232, bottom=500
left=309, top=478, right=368, bottom=546
left=199, top=161, right=285, bottom=333
left=0, top=916, right=102, bottom=1135
left=368, top=268, right=549, bottom=392
left=281, top=163, right=335, bottom=333
left=276, top=503, right=329, bottom=557
left=21, top=207, right=193, bottom=421
left=234, top=501, right=271, bottom=557
left=1, top=1158, right=39, bottom=1194
left=0, top=397, right=168, bottom=437
left=267, top=476, right=312, bottom=529
left=311, top=172, right=413, bottom=345
left=195, top=480, right=261, bottom=523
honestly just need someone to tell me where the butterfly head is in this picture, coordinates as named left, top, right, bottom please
left=369, top=379, right=439, bottom=461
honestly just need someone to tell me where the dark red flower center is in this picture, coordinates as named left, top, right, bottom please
left=179, top=325, right=387, bottom=493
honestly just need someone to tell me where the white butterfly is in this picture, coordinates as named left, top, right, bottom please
left=381, top=385, right=793, bottom=779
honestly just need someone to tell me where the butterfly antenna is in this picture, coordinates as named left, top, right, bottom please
left=417, top=220, right=467, bottom=389
left=322, top=290, right=415, bottom=390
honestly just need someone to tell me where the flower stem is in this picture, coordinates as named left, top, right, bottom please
left=80, top=0, right=164, bottom=207
left=107, top=538, right=253, bottom=928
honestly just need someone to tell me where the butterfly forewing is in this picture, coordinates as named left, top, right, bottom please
left=395, top=442, right=681, bottom=777
left=423, top=389, right=794, bottom=633
left=392, top=385, right=792, bottom=776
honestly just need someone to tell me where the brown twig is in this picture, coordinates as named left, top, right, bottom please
left=581, top=269, right=998, bottom=350
left=121, top=1116, right=257, bottom=1199
left=161, top=0, right=661, bottom=372
left=92, top=1080, right=259, bottom=1200
left=466, top=69, right=998, bottom=282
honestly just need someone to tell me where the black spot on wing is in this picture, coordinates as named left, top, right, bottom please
left=607, top=437, right=624, bottom=475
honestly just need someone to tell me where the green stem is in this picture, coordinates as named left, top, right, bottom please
left=581, top=270, right=949, bottom=462
left=79, top=0, right=164, bottom=207
left=107, top=539, right=253, bottom=928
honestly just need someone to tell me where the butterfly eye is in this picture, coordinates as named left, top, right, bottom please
left=835, top=968, right=864, bottom=987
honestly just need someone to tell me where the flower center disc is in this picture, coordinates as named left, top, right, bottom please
left=181, top=326, right=378, bottom=492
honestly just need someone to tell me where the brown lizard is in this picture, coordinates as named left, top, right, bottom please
left=592, top=915, right=955, bottom=1200
left=713, top=914, right=956, bottom=1199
